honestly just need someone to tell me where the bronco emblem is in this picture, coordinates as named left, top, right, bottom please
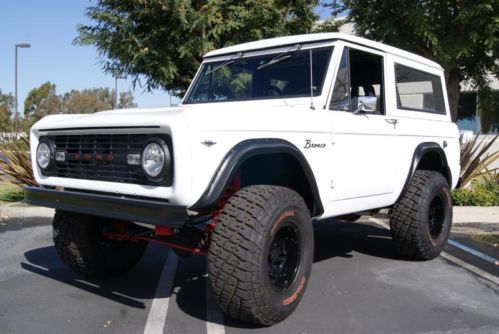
left=304, top=139, right=326, bottom=149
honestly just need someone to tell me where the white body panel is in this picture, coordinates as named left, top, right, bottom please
left=30, top=33, right=460, bottom=218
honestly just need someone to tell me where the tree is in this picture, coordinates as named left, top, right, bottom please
left=0, top=90, right=14, bottom=133
left=75, top=0, right=319, bottom=95
left=61, top=88, right=136, bottom=114
left=116, top=90, right=136, bottom=110
left=23, top=81, right=62, bottom=123
left=325, top=0, right=499, bottom=121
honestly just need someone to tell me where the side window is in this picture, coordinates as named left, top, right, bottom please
left=395, top=64, right=445, bottom=114
left=329, top=47, right=385, bottom=114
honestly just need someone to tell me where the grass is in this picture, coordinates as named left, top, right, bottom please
left=471, top=234, right=499, bottom=246
left=0, top=185, right=24, bottom=204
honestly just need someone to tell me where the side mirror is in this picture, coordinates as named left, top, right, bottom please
left=353, top=96, right=377, bottom=114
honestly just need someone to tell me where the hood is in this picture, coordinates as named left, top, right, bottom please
left=32, top=106, right=185, bottom=132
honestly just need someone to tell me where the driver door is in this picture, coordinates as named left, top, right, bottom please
left=329, top=45, right=399, bottom=204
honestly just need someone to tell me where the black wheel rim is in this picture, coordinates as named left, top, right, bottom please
left=428, top=194, right=445, bottom=239
left=267, top=223, right=301, bottom=291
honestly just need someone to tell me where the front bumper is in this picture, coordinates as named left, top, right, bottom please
left=24, top=186, right=187, bottom=227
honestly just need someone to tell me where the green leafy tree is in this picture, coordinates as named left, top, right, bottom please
left=23, top=81, right=62, bottom=123
left=0, top=90, right=14, bottom=133
left=75, top=0, right=319, bottom=95
left=61, top=88, right=136, bottom=114
left=325, top=0, right=499, bottom=121
left=116, top=90, right=137, bottom=110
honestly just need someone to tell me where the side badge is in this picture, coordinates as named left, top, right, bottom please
left=304, top=139, right=326, bottom=149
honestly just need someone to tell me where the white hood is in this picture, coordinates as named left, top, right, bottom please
left=32, top=106, right=185, bottom=132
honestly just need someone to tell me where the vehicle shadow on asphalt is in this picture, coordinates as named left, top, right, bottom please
left=312, top=219, right=406, bottom=262
left=21, top=243, right=169, bottom=309
left=19, top=220, right=407, bottom=329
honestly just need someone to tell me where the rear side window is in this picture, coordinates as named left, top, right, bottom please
left=395, top=64, right=445, bottom=114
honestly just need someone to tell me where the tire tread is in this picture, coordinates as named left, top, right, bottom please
left=208, top=185, right=310, bottom=325
left=390, top=170, right=451, bottom=260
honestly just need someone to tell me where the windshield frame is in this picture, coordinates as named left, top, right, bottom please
left=181, top=41, right=336, bottom=105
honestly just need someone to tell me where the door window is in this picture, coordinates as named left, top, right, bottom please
left=329, top=47, right=385, bottom=114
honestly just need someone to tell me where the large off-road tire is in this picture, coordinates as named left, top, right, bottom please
left=208, top=185, right=314, bottom=326
left=390, top=170, right=453, bottom=260
left=53, top=210, right=148, bottom=278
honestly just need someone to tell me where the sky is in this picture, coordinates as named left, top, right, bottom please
left=0, top=1, right=331, bottom=114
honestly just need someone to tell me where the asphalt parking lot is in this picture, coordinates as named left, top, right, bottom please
left=0, top=216, right=498, bottom=334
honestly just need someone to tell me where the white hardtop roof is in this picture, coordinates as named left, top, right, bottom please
left=204, top=33, right=442, bottom=70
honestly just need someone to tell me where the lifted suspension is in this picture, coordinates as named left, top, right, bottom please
left=104, top=223, right=213, bottom=256
left=104, top=172, right=242, bottom=257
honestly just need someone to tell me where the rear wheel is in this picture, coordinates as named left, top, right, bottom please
left=53, top=210, right=148, bottom=278
left=208, top=185, right=313, bottom=325
left=390, top=170, right=453, bottom=260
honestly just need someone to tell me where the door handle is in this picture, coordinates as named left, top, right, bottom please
left=385, top=118, right=399, bottom=129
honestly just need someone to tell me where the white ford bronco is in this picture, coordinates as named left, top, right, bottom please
left=26, top=33, right=460, bottom=325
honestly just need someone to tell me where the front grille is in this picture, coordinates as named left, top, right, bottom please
left=41, top=134, right=172, bottom=186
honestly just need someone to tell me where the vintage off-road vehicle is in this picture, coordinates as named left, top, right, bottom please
left=26, top=33, right=460, bottom=325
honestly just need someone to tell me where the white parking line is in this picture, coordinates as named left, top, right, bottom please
left=144, top=252, right=179, bottom=334
left=367, top=217, right=499, bottom=285
left=206, top=280, right=226, bottom=334
left=447, top=239, right=499, bottom=265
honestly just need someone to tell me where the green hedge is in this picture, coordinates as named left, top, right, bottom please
left=452, top=182, right=499, bottom=206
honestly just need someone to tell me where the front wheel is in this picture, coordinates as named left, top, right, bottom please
left=208, top=185, right=314, bottom=326
left=390, top=170, right=453, bottom=260
left=53, top=210, right=148, bottom=278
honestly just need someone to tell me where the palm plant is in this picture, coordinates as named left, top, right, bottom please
left=459, top=133, right=498, bottom=188
left=0, top=136, right=36, bottom=187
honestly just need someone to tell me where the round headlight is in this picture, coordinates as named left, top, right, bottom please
left=36, top=141, right=52, bottom=170
left=142, top=141, right=168, bottom=179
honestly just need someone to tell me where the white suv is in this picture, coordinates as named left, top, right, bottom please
left=26, top=33, right=460, bottom=325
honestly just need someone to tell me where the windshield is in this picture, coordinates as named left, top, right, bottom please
left=184, top=47, right=333, bottom=104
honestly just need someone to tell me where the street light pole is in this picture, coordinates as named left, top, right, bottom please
left=114, top=76, right=125, bottom=109
left=14, top=43, right=31, bottom=137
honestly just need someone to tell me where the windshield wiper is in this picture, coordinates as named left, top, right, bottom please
left=206, top=52, right=244, bottom=75
left=257, top=44, right=302, bottom=70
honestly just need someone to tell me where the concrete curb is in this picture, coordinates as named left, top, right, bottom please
left=453, top=206, right=499, bottom=224
left=0, top=205, right=54, bottom=221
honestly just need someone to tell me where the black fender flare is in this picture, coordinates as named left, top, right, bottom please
left=397, top=142, right=452, bottom=202
left=189, top=138, right=324, bottom=216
